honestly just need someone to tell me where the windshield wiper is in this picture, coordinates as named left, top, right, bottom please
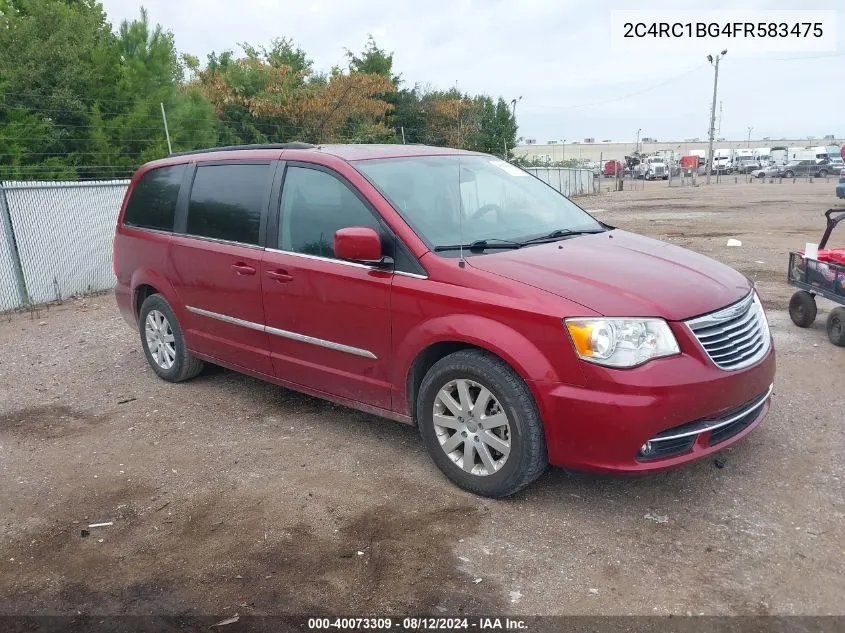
left=519, top=228, right=606, bottom=245
left=433, top=238, right=524, bottom=253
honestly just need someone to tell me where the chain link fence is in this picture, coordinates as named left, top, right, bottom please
left=522, top=167, right=597, bottom=197
left=0, top=180, right=129, bottom=311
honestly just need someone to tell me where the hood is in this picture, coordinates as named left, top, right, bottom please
left=467, top=230, right=751, bottom=321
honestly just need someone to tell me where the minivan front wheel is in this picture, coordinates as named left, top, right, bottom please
left=417, top=350, right=547, bottom=498
left=138, top=294, right=204, bottom=382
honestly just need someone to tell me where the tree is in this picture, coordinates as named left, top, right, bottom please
left=345, top=35, right=400, bottom=85
left=0, top=0, right=120, bottom=178
left=192, top=42, right=395, bottom=145
left=280, top=71, right=395, bottom=144
left=0, top=12, right=521, bottom=181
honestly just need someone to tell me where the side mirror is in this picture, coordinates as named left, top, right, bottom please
left=334, top=226, right=387, bottom=265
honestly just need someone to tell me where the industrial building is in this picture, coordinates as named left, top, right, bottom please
left=513, top=136, right=843, bottom=165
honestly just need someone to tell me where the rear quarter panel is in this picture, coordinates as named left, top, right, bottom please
left=114, top=227, right=179, bottom=325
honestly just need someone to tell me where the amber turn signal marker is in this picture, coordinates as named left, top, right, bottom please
left=566, top=321, right=594, bottom=357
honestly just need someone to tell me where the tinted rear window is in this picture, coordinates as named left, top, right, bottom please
left=186, top=163, right=270, bottom=245
left=123, top=165, right=185, bottom=231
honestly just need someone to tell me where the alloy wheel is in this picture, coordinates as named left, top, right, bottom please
left=145, top=309, right=176, bottom=370
left=432, top=379, right=511, bottom=476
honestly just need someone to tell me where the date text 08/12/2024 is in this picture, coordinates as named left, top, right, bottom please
left=307, top=617, right=528, bottom=630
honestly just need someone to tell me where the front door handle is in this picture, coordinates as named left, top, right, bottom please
left=266, top=269, right=294, bottom=283
left=231, top=262, right=256, bottom=276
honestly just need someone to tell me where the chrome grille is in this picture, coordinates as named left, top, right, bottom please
left=686, top=292, right=770, bottom=371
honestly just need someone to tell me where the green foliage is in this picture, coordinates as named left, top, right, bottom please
left=0, top=5, right=519, bottom=181
left=346, top=35, right=400, bottom=85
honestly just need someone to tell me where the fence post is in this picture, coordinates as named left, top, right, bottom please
left=0, top=184, right=30, bottom=306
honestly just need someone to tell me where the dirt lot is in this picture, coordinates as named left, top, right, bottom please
left=1, top=180, right=843, bottom=620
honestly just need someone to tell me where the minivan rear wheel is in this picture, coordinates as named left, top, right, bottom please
left=139, top=294, right=204, bottom=382
left=417, top=350, right=547, bottom=498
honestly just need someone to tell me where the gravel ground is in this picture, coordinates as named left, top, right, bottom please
left=1, top=179, right=843, bottom=619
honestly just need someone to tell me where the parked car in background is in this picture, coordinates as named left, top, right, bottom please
left=837, top=168, right=845, bottom=199
left=582, top=161, right=601, bottom=176
left=750, top=165, right=782, bottom=179
left=782, top=160, right=834, bottom=178
left=602, top=160, right=624, bottom=177
left=114, top=143, right=776, bottom=498
left=735, top=158, right=761, bottom=174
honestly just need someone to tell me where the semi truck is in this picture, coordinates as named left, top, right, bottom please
left=712, top=148, right=733, bottom=174
left=733, top=149, right=759, bottom=173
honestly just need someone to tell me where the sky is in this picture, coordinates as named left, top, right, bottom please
left=98, top=0, right=844, bottom=144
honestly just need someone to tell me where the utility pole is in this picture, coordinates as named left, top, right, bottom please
left=160, top=102, right=173, bottom=155
left=747, top=126, right=752, bottom=147
left=503, top=97, right=521, bottom=160
left=635, top=128, right=642, bottom=155
left=401, top=126, right=406, bottom=144
left=510, top=96, right=522, bottom=119
left=705, top=50, right=727, bottom=185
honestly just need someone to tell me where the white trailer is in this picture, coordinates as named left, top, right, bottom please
left=770, top=147, right=789, bottom=165
left=753, top=147, right=772, bottom=164
left=789, top=147, right=816, bottom=161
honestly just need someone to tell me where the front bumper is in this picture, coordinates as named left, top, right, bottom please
left=533, top=329, right=776, bottom=473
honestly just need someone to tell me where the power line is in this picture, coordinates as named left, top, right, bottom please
left=0, top=136, right=168, bottom=143
left=0, top=151, right=156, bottom=157
left=0, top=89, right=204, bottom=106
left=730, top=52, right=845, bottom=63
left=523, top=63, right=707, bottom=111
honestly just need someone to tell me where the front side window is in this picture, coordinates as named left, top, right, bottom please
left=279, top=166, right=380, bottom=258
left=123, top=164, right=185, bottom=231
left=186, top=163, right=270, bottom=245
left=355, top=155, right=603, bottom=253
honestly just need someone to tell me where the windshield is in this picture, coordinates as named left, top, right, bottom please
left=355, top=155, right=603, bottom=251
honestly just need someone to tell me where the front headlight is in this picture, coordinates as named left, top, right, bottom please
left=564, top=318, right=680, bottom=368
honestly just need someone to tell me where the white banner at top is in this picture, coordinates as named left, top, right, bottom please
left=610, top=10, right=838, bottom=53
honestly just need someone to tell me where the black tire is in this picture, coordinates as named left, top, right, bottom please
left=827, top=307, right=845, bottom=347
left=788, top=291, right=817, bottom=328
left=757, top=172, right=766, bottom=179
left=784, top=170, right=794, bottom=178
left=417, top=350, right=547, bottom=498
left=138, top=294, right=204, bottom=382
left=818, top=170, right=828, bottom=178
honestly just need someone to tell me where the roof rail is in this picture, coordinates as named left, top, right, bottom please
left=170, top=142, right=316, bottom=157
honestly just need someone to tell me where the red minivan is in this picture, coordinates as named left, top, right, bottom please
left=113, top=143, right=776, bottom=497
